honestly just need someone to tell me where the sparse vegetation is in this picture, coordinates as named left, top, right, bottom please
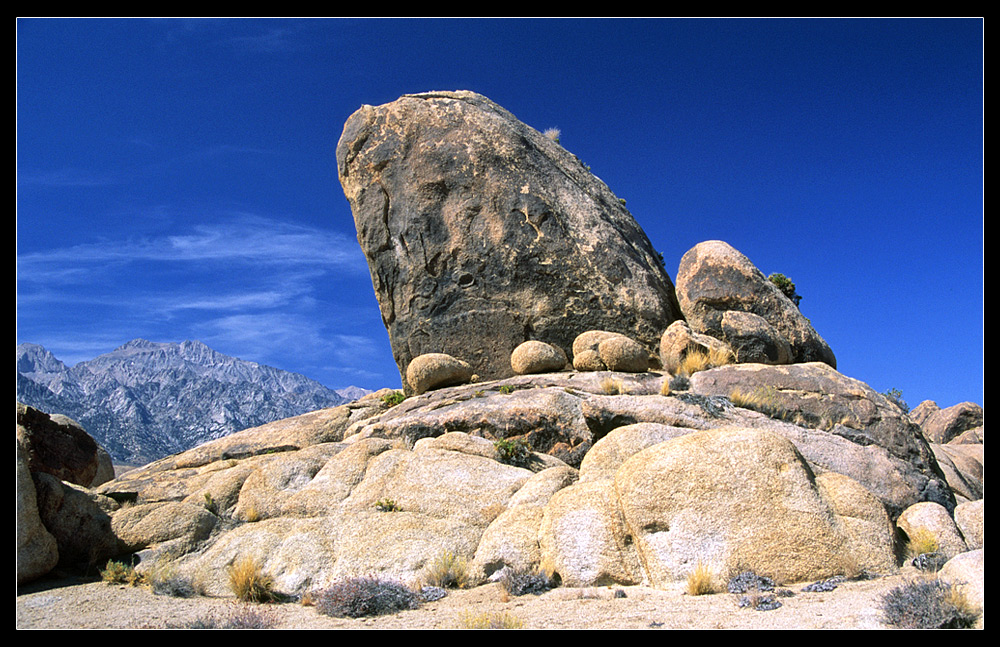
left=883, top=388, right=909, bottom=413
left=175, top=604, right=277, bottom=629
left=768, top=273, right=802, bottom=307
left=499, top=566, right=555, bottom=597
left=493, top=437, right=532, bottom=467
left=729, top=386, right=790, bottom=420
left=675, top=346, right=733, bottom=378
left=499, top=384, right=516, bottom=395
left=315, top=576, right=422, bottom=618
left=599, top=376, right=625, bottom=395
left=543, top=127, right=561, bottom=143
left=879, top=578, right=979, bottom=629
left=147, top=562, right=200, bottom=598
left=459, top=611, right=525, bottom=629
left=381, top=390, right=406, bottom=407
left=421, top=550, right=472, bottom=589
left=685, top=561, right=720, bottom=596
left=227, top=556, right=278, bottom=603
left=203, top=492, right=219, bottom=516
left=375, top=498, right=402, bottom=513
left=905, top=527, right=940, bottom=560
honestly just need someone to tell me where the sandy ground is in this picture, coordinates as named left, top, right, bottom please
left=16, top=569, right=941, bottom=630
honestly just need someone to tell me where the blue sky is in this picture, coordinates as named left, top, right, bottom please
left=16, top=18, right=983, bottom=408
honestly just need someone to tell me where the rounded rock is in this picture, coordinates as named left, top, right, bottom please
left=406, top=353, right=473, bottom=395
left=511, top=341, right=568, bottom=375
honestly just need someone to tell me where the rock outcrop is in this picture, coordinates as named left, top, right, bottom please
left=675, top=240, right=836, bottom=368
left=337, top=91, right=681, bottom=389
left=91, top=360, right=970, bottom=595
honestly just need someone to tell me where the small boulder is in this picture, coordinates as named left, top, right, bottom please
left=938, top=549, right=984, bottom=616
left=897, top=501, right=968, bottom=560
left=573, top=331, right=649, bottom=373
left=659, top=320, right=732, bottom=374
left=511, top=341, right=568, bottom=375
left=675, top=240, right=836, bottom=368
left=406, top=353, right=473, bottom=395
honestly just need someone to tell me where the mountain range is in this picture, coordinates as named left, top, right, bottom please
left=16, top=339, right=371, bottom=464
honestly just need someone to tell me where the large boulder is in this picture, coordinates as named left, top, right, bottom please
left=675, top=240, right=836, bottom=368
left=337, top=91, right=681, bottom=386
left=689, top=362, right=952, bottom=518
left=16, top=441, right=58, bottom=584
left=614, top=427, right=896, bottom=586
left=17, top=403, right=103, bottom=487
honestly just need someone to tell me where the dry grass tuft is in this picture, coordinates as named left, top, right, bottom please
left=227, top=556, right=277, bottom=603
left=906, top=528, right=940, bottom=559
left=421, top=549, right=472, bottom=589
left=686, top=561, right=720, bottom=596
left=459, top=610, right=525, bottom=629
left=599, top=376, right=625, bottom=395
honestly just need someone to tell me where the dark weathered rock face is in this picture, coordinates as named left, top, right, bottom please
left=337, top=91, right=681, bottom=387
left=676, top=240, right=837, bottom=368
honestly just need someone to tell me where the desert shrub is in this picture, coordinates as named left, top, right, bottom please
left=494, top=437, right=533, bottom=468
left=315, top=576, right=421, bottom=618
left=685, top=561, right=719, bottom=596
left=175, top=604, right=277, bottom=629
left=727, top=570, right=776, bottom=594
left=768, top=273, right=802, bottom=307
left=227, top=556, right=278, bottom=603
left=148, top=563, right=199, bottom=598
left=498, top=566, right=554, bottom=597
left=667, top=374, right=690, bottom=392
left=100, top=560, right=144, bottom=586
left=459, top=611, right=524, bottom=629
left=374, top=498, right=402, bottom=512
left=543, top=127, right=561, bottom=143
left=879, top=578, right=979, bottom=629
left=883, top=388, right=909, bottom=413
left=381, top=390, right=406, bottom=407
left=498, top=384, right=516, bottom=395
left=421, top=550, right=471, bottom=589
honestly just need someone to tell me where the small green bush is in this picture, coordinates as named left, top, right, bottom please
left=374, top=498, right=402, bottom=512
left=381, top=391, right=406, bottom=407
left=883, top=388, right=910, bottom=413
left=315, top=576, right=422, bottom=618
left=768, top=273, right=802, bottom=307
left=879, top=578, right=979, bottom=629
left=498, top=384, right=515, bottom=395
left=494, top=437, right=532, bottom=468
left=100, top=560, right=144, bottom=586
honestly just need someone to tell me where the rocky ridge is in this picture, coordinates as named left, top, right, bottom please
left=16, top=340, right=370, bottom=464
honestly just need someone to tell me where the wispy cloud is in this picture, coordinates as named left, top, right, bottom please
left=17, top=214, right=367, bottom=283
left=17, top=168, right=120, bottom=187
